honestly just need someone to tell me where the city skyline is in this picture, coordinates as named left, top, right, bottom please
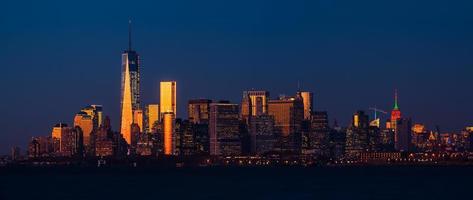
left=2, top=0, right=473, bottom=154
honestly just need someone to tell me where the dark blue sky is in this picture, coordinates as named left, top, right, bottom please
left=1, top=0, right=472, bottom=154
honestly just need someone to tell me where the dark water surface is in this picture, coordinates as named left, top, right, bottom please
left=1, top=166, right=472, bottom=199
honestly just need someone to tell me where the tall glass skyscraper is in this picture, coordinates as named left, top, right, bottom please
left=160, top=81, right=177, bottom=116
left=120, top=21, right=141, bottom=145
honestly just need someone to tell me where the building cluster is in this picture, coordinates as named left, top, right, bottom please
left=19, top=24, right=473, bottom=165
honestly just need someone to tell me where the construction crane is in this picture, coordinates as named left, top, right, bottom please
left=369, top=107, right=387, bottom=120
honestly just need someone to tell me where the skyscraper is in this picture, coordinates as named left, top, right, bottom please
left=74, top=112, right=94, bottom=154
left=390, top=90, right=401, bottom=131
left=345, top=111, right=370, bottom=156
left=267, top=95, right=304, bottom=137
left=90, top=105, right=103, bottom=127
left=249, top=114, right=276, bottom=155
left=298, top=91, right=313, bottom=120
left=146, top=104, right=160, bottom=133
left=160, top=81, right=177, bottom=116
left=188, top=99, right=212, bottom=124
left=51, top=123, right=68, bottom=140
left=209, top=101, right=241, bottom=156
left=241, top=90, right=270, bottom=122
left=308, top=111, right=330, bottom=157
left=120, top=21, right=141, bottom=145
left=133, top=109, right=143, bottom=133
left=395, top=118, right=412, bottom=152
left=163, top=112, right=175, bottom=155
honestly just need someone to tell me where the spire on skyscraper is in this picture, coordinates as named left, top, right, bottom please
left=128, top=19, right=132, bottom=51
left=393, top=89, right=399, bottom=110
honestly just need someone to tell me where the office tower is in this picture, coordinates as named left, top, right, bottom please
left=133, top=109, right=143, bottom=133
left=209, top=101, right=241, bottom=156
left=74, top=112, right=94, bottom=152
left=395, top=118, right=412, bottom=152
left=120, top=21, right=141, bottom=145
left=95, top=116, right=116, bottom=157
left=368, top=126, right=381, bottom=152
left=329, top=128, right=346, bottom=159
left=146, top=104, right=160, bottom=133
left=188, top=99, right=212, bottom=124
left=28, top=136, right=54, bottom=158
left=136, top=132, right=154, bottom=156
left=163, top=112, right=176, bottom=155
left=79, top=105, right=101, bottom=130
left=411, top=123, right=428, bottom=150
left=241, top=90, right=270, bottom=122
left=160, top=81, right=177, bottom=115
left=194, top=123, right=210, bottom=155
left=91, top=105, right=103, bottom=127
left=380, top=129, right=395, bottom=151
left=390, top=90, right=402, bottom=131
left=176, top=119, right=195, bottom=156
left=345, top=111, right=370, bottom=156
left=298, top=91, right=313, bottom=120
left=267, top=95, right=304, bottom=137
left=267, top=94, right=304, bottom=152
left=308, top=111, right=330, bottom=157
left=59, top=126, right=84, bottom=157
left=51, top=123, right=68, bottom=140
left=249, top=114, right=276, bottom=155
left=130, top=123, right=141, bottom=151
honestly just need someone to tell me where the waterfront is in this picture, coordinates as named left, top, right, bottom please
left=1, top=166, right=472, bottom=199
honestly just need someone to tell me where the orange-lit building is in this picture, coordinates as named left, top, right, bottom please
left=120, top=21, right=141, bottom=145
left=51, top=123, right=74, bottom=155
left=90, top=105, right=103, bottom=127
left=74, top=112, right=94, bottom=150
left=188, top=99, right=212, bottom=124
left=160, top=81, right=177, bottom=116
left=133, top=109, right=143, bottom=133
left=298, top=91, right=313, bottom=120
left=163, top=112, right=175, bottom=155
left=241, top=90, right=269, bottom=122
left=267, top=95, right=304, bottom=137
left=146, top=104, right=160, bottom=133
left=51, top=123, right=68, bottom=140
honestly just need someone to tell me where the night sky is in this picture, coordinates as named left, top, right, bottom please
left=1, top=0, right=472, bottom=154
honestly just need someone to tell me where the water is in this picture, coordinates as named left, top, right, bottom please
left=1, top=166, right=472, bottom=199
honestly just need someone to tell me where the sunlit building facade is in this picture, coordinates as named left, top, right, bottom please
left=51, top=123, right=68, bottom=140
left=120, top=21, right=141, bottom=145
left=241, top=90, right=270, bottom=123
left=160, top=81, right=177, bottom=116
left=74, top=112, right=94, bottom=150
left=163, top=112, right=176, bottom=155
left=90, top=105, right=103, bottom=127
left=146, top=104, right=160, bottom=133
left=298, top=91, right=313, bottom=120
left=188, top=99, right=212, bottom=124
left=267, top=95, right=304, bottom=137
left=133, top=109, right=143, bottom=133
